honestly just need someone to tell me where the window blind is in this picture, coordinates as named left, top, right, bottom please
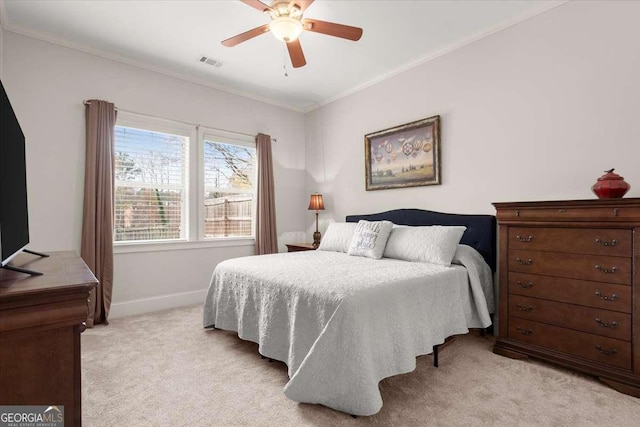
left=114, top=126, right=188, bottom=242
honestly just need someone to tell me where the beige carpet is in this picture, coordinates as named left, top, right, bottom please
left=82, top=304, right=640, bottom=426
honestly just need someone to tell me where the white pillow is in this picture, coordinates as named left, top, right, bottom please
left=347, top=220, right=393, bottom=259
left=383, top=225, right=466, bottom=266
left=317, top=222, right=357, bottom=253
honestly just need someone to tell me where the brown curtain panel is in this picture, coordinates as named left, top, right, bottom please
left=254, top=133, right=278, bottom=254
left=82, top=100, right=116, bottom=327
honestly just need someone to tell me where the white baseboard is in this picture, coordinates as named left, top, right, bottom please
left=109, top=289, right=207, bottom=319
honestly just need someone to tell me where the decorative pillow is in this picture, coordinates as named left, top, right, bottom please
left=347, top=220, right=393, bottom=259
left=383, top=225, right=466, bottom=266
left=317, top=222, right=358, bottom=253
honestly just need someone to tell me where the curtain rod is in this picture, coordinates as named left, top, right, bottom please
left=82, top=100, right=276, bottom=142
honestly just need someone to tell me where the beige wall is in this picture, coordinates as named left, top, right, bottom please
left=305, top=1, right=640, bottom=226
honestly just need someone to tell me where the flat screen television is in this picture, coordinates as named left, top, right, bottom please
left=0, top=79, right=32, bottom=270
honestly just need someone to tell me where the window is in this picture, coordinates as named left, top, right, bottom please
left=113, top=112, right=257, bottom=247
left=202, top=132, right=257, bottom=239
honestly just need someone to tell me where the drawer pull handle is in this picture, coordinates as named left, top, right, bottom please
left=516, top=235, right=534, bottom=243
left=558, top=209, right=566, bottom=213
left=595, top=318, right=618, bottom=329
left=516, top=257, right=533, bottom=265
left=595, top=265, right=618, bottom=274
left=595, top=238, right=618, bottom=247
left=595, top=345, right=617, bottom=356
left=595, top=291, right=618, bottom=301
left=516, top=326, right=533, bottom=335
left=516, top=281, right=533, bottom=289
left=516, top=304, right=533, bottom=312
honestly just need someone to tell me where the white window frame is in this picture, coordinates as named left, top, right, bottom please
left=113, top=113, right=256, bottom=254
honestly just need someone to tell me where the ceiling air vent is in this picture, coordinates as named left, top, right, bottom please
left=198, top=55, right=223, bottom=68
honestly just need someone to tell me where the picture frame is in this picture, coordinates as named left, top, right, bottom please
left=364, top=115, right=441, bottom=191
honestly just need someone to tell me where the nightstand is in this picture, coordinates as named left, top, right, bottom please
left=286, top=243, right=317, bottom=252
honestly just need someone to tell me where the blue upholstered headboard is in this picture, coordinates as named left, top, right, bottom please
left=346, top=208, right=497, bottom=272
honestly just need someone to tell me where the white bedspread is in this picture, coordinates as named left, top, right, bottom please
left=203, top=246, right=493, bottom=416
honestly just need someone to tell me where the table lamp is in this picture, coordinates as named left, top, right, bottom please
left=308, top=194, right=325, bottom=248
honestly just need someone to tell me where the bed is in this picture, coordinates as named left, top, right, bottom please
left=203, top=209, right=496, bottom=416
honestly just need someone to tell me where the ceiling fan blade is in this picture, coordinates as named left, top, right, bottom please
left=302, top=18, right=363, bottom=41
left=222, top=24, right=270, bottom=47
left=292, top=0, right=314, bottom=12
left=240, top=0, right=272, bottom=13
left=286, top=39, right=307, bottom=68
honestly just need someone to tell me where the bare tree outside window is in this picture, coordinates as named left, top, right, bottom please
left=114, top=127, right=187, bottom=242
left=203, top=139, right=256, bottom=238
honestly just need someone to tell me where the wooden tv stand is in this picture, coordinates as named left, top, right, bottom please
left=0, top=251, right=97, bottom=427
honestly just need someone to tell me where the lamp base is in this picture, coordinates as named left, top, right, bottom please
left=313, top=231, right=321, bottom=248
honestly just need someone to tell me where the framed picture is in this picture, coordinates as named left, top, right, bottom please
left=364, top=115, right=441, bottom=191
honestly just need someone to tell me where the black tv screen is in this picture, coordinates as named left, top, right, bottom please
left=0, top=79, right=30, bottom=266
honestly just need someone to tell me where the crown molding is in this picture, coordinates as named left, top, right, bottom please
left=1, top=0, right=567, bottom=115
left=1, top=23, right=306, bottom=113
left=311, top=0, right=568, bottom=112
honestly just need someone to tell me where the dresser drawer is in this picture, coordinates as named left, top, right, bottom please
left=509, top=295, right=631, bottom=341
left=508, top=319, right=631, bottom=370
left=497, top=205, right=639, bottom=222
left=508, top=272, right=631, bottom=313
left=509, top=250, right=631, bottom=285
left=509, top=227, right=631, bottom=257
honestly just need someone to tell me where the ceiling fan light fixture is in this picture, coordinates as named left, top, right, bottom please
left=269, top=16, right=303, bottom=42
left=223, top=0, right=363, bottom=68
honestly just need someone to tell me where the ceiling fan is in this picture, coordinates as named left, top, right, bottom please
left=222, top=0, right=363, bottom=68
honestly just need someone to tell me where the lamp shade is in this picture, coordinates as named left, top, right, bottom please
left=308, top=194, right=325, bottom=211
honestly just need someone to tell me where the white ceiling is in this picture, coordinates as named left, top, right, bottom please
left=0, top=0, right=562, bottom=112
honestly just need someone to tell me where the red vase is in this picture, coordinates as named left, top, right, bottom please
left=592, top=169, right=630, bottom=199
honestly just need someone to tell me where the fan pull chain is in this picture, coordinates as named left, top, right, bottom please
left=283, top=46, right=289, bottom=77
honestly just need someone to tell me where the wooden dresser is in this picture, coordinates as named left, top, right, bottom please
left=493, top=198, right=640, bottom=397
left=0, top=251, right=97, bottom=427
